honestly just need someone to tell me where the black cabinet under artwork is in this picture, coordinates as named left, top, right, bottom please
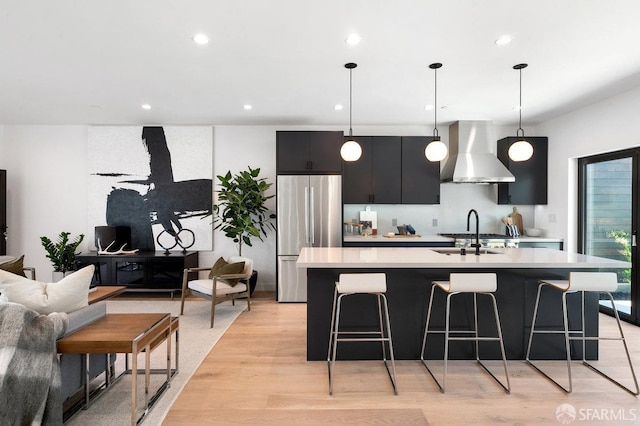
left=76, top=251, right=198, bottom=291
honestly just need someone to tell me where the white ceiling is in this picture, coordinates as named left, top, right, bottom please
left=2, top=0, right=640, bottom=128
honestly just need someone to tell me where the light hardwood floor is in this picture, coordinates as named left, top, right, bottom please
left=165, top=293, right=640, bottom=425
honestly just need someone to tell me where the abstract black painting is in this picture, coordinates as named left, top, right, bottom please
left=88, top=126, right=213, bottom=251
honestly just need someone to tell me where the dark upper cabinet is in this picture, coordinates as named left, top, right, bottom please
left=276, top=131, right=343, bottom=174
left=497, top=136, right=548, bottom=205
left=401, top=136, right=441, bottom=204
left=343, top=136, right=402, bottom=204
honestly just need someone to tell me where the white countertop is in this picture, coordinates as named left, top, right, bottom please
left=343, top=234, right=453, bottom=243
left=297, top=247, right=627, bottom=269
left=343, top=235, right=563, bottom=243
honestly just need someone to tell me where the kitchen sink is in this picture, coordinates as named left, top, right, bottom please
left=431, top=248, right=503, bottom=255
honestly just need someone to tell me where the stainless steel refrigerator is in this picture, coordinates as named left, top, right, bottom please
left=277, top=175, right=342, bottom=302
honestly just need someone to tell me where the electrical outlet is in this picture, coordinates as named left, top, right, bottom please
left=549, top=214, right=557, bottom=222
left=392, top=218, right=397, bottom=226
left=432, top=218, right=438, bottom=227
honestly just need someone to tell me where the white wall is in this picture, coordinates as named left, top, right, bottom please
left=6, top=103, right=637, bottom=289
left=0, top=122, right=548, bottom=291
left=2, top=126, right=88, bottom=278
left=537, top=85, right=640, bottom=252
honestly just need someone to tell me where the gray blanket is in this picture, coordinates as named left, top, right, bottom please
left=0, top=302, right=68, bottom=426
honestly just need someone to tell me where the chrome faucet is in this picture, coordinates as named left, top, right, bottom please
left=467, top=209, right=481, bottom=255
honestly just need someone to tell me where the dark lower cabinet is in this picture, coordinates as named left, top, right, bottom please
left=497, top=137, right=548, bottom=205
left=401, top=136, right=441, bottom=204
left=343, top=136, right=402, bottom=204
left=276, top=131, right=343, bottom=174
left=76, top=251, right=198, bottom=291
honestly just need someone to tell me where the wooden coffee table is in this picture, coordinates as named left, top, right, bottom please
left=57, top=312, right=177, bottom=425
left=88, top=285, right=126, bottom=304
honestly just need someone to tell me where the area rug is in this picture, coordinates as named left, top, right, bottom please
left=66, top=299, right=246, bottom=425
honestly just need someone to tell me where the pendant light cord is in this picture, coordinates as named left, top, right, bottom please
left=517, top=65, right=524, bottom=138
left=433, top=65, right=438, bottom=139
left=349, top=67, right=353, bottom=138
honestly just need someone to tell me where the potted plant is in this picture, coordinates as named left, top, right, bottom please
left=212, top=166, right=276, bottom=293
left=40, top=231, right=85, bottom=279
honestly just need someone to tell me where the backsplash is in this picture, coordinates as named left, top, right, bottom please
left=344, top=183, right=536, bottom=236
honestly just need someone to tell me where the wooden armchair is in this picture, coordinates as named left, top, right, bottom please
left=180, top=256, right=253, bottom=328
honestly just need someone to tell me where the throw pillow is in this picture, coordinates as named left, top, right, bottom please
left=0, top=264, right=94, bottom=314
left=0, top=255, right=27, bottom=277
left=208, top=257, right=245, bottom=286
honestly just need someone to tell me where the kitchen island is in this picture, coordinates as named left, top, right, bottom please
left=297, top=247, right=629, bottom=361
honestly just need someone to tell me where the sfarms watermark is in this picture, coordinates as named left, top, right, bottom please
left=555, top=403, right=637, bottom=424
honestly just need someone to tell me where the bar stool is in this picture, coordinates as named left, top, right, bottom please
left=420, top=273, right=510, bottom=393
left=526, top=272, right=639, bottom=395
left=327, top=273, right=397, bottom=395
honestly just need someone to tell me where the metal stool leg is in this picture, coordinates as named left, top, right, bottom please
left=581, top=292, right=639, bottom=395
left=380, top=294, right=398, bottom=395
left=421, top=287, right=510, bottom=394
left=479, top=293, right=511, bottom=393
left=420, top=284, right=442, bottom=390
left=328, top=291, right=342, bottom=396
left=526, top=283, right=573, bottom=392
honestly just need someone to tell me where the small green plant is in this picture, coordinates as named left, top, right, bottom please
left=40, top=231, right=85, bottom=272
left=212, top=167, right=276, bottom=256
left=607, top=229, right=631, bottom=282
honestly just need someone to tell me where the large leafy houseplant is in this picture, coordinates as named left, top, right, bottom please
left=212, top=167, right=276, bottom=256
left=40, top=231, right=85, bottom=273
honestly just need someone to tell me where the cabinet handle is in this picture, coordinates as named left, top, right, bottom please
left=306, top=161, right=313, bottom=170
left=436, top=194, right=440, bottom=204
left=508, top=195, right=512, bottom=204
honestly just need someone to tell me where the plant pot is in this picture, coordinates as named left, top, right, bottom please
left=249, top=270, right=258, bottom=295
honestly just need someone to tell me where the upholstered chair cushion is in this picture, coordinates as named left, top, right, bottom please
left=188, top=279, right=248, bottom=296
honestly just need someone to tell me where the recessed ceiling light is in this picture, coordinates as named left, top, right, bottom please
left=345, top=33, right=361, bottom=46
left=141, top=104, right=151, bottom=110
left=243, top=104, right=252, bottom=110
left=193, top=33, right=209, bottom=45
left=495, top=35, right=512, bottom=46
left=334, top=104, right=343, bottom=110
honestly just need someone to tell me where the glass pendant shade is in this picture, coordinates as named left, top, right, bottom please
left=508, top=139, right=533, bottom=162
left=341, top=139, right=362, bottom=162
left=424, top=139, right=447, bottom=162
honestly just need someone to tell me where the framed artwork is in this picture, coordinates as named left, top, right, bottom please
left=88, top=126, right=213, bottom=251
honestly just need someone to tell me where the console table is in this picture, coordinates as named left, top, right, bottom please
left=77, top=251, right=198, bottom=293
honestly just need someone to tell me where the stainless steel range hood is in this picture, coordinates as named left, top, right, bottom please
left=440, top=121, right=515, bottom=183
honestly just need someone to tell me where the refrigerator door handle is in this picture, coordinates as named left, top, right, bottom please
left=304, top=186, right=310, bottom=244
left=310, top=186, right=315, bottom=245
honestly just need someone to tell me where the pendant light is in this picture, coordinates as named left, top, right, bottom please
left=425, top=63, right=447, bottom=162
left=508, top=63, right=534, bottom=162
left=340, top=63, right=362, bottom=162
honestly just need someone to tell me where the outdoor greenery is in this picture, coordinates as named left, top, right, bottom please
left=40, top=231, right=85, bottom=272
left=607, top=229, right=631, bottom=283
left=212, top=167, right=276, bottom=256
